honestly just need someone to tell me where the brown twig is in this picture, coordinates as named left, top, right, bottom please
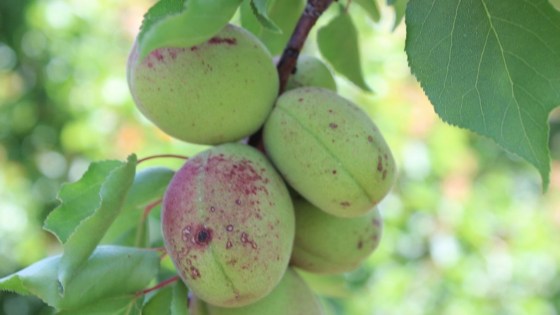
left=276, top=0, right=334, bottom=94
left=248, top=0, right=333, bottom=149
left=135, top=276, right=179, bottom=297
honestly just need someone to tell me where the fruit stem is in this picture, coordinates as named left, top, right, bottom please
left=137, top=154, right=189, bottom=164
left=142, top=199, right=163, bottom=221
left=248, top=0, right=333, bottom=149
left=135, top=276, right=179, bottom=297
left=276, top=0, right=334, bottom=94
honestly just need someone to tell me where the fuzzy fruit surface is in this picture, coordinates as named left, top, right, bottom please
left=291, top=198, right=382, bottom=274
left=128, top=24, right=279, bottom=145
left=190, top=268, right=324, bottom=315
left=285, top=55, right=337, bottom=91
left=263, top=87, right=397, bottom=217
left=161, top=143, right=295, bottom=307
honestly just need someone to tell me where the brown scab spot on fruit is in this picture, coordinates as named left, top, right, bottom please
left=298, top=98, right=304, bottom=102
left=190, top=267, right=201, bottom=280
left=226, top=240, right=233, bottom=249
left=235, top=199, right=242, bottom=206
left=329, top=122, right=338, bottom=129
left=210, top=206, right=216, bottom=212
left=368, top=135, right=374, bottom=143
left=383, top=170, right=387, bottom=180
left=226, top=224, right=234, bottom=232
left=182, top=226, right=192, bottom=241
left=332, top=169, right=337, bottom=175
left=377, top=156, right=383, bottom=172
left=209, top=37, right=237, bottom=45
left=240, top=232, right=258, bottom=249
left=150, top=50, right=165, bottom=62
left=357, top=240, right=363, bottom=249
left=340, top=201, right=351, bottom=208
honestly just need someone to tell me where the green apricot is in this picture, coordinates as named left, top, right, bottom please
left=190, top=268, right=324, bottom=315
left=285, top=55, right=337, bottom=91
left=127, top=24, right=279, bottom=145
left=291, top=198, right=382, bottom=274
left=263, top=87, right=397, bottom=217
left=161, top=143, right=295, bottom=307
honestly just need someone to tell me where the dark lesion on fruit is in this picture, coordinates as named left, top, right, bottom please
left=192, top=225, right=213, bottom=247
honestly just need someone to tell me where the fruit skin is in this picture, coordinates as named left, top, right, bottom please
left=291, top=198, right=382, bottom=274
left=161, top=143, right=295, bottom=307
left=263, top=87, right=397, bottom=217
left=190, top=268, right=324, bottom=315
left=127, top=24, right=279, bottom=145
left=277, top=55, right=337, bottom=91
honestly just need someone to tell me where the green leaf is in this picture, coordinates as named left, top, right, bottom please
left=43, top=155, right=137, bottom=291
left=318, top=6, right=372, bottom=92
left=142, top=281, right=188, bottom=315
left=354, top=0, right=381, bottom=22
left=143, top=286, right=173, bottom=315
left=0, top=246, right=160, bottom=311
left=138, top=0, right=243, bottom=60
left=387, top=0, right=408, bottom=29
left=171, top=281, right=188, bottom=315
left=405, top=0, right=560, bottom=189
left=103, top=167, right=174, bottom=245
left=57, top=295, right=143, bottom=315
left=249, top=0, right=282, bottom=33
left=240, top=0, right=305, bottom=55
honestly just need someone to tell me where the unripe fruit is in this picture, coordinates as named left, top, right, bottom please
left=291, top=198, right=382, bottom=274
left=190, top=268, right=324, bottom=315
left=161, top=143, right=295, bottom=307
left=127, top=24, right=279, bottom=145
left=283, top=55, right=337, bottom=91
left=263, top=87, right=396, bottom=217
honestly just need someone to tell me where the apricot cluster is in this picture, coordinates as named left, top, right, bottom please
left=128, top=23, right=395, bottom=314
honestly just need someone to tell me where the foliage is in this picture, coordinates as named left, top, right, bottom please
left=0, top=0, right=559, bottom=314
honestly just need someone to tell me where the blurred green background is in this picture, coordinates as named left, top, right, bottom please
left=1, top=0, right=559, bottom=314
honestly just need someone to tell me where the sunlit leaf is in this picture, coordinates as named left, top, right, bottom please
left=240, top=0, right=305, bottom=55
left=249, top=0, right=282, bottom=32
left=406, top=0, right=560, bottom=189
left=138, top=0, right=243, bottom=60
left=387, top=0, right=408, bottom=29
left=43, top=155, right=137, bottom=290
left=354, top=0, right=381, bottom=22
left=318, top=6, right=372, bottom=92
left=0, top=246, right=160, bottom=311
